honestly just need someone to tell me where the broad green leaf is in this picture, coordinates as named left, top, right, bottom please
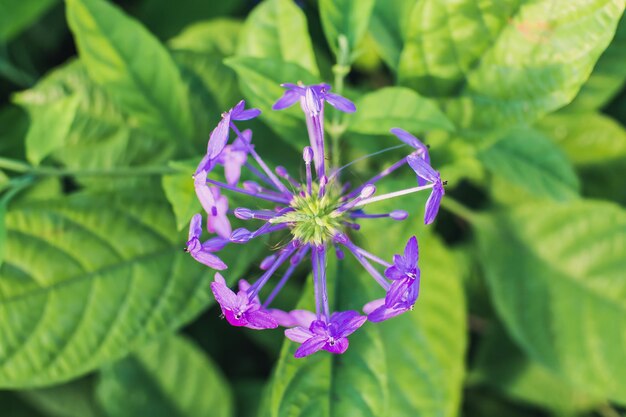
left=473, top=324, right=602, bottom=413
left=13, top=61, right=177, bottom=190
left=0, top=0, right=57, bottom=41
left=237, top=0, right=319, bottom=77
left=476, top=201, right=626, bottom=403
left=444, top=0, right=625, bottom=129
left=399, top=0, right=519, bottom=96
left=96, top=335, right=232, bottom=417
left=319, top=0, right=376, bottom=58
left=0, top=191, right=214, bottom=387
left=169, top=19, right=243, bottom=109
left=66, top=0, right=194, bottom=142
left=161, top=160, right=200, bottom=231
left=168, top=18, right=242, bottom=57
left=348, top=87, right=454, bottom=135
left=568, top=14, right=626, bottom=110
left=225, top=56, right=318, bottom=150
left=478, top=127, right=580, bottom=201
left=20, top=94, right=80, bottom=165
left=20, top=377, right=104, bottom=417
left=0, top=203, right=5, bottom=269
left=0, top=171, right=9, bottom=192
left=369, top=0, right=416, bottom=70
left=536, top=112, right=626, bottom=166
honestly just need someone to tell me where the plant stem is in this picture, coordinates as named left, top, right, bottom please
left=440, top=197, right=479, bottom=224
left=0, top=157, right=179, bottom=177
left=329, top=35, right=351, bottom=170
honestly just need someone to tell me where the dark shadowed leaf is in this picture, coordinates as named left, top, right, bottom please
left=369, top=0, right=415, bottom=70
left=0, top=0, right=58, bottom=41
left=96, top=335, right=232, bottom=417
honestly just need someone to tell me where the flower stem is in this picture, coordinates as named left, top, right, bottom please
left=330, top=35, right=351, bottom=170
left=440, top=197, right=479, bottom=224
left=0, top=157, right=178, bottom=177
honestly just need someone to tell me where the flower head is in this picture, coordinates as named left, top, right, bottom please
left=285, top=311, right=367, bottom=358
left=187, top=81, right=446, bottom=357
left=210, top=273, right=278, bottom=330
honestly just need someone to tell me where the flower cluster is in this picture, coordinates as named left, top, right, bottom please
left=186, top=82, right=445, bottom=358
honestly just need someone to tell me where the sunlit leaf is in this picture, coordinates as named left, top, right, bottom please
left=66, top=0, right=194, bottom=142
left=369, top=0, right=416, bottom=70
left=348, top=87, right=454, bottom=135
left=319, top=0, right=376, bottom=58
left=476, top=201, right=626, bottom=403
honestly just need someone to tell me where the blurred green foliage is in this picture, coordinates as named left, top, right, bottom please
left=0, top=0, right=625, bottom=416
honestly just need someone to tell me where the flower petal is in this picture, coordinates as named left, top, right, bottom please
left=272, top=89, right=301, bottom=110
left=385, top=265, right=405, bottom=280
left=189, top=213, right=202, bottom=241
left=367, top=304, right=408, bottom=322
left=234, top=108, right=261, bottom=121
left=245, top=310, right=279, bottom=330
left=207, top=114, right=231, bottom=160
left=285, top=326, right=314, bottom=343
left=424, top=183, right=444, bottom=225
left=325, top=92, right=356, bottom=113
left=192, top=249, right=227, bottom=270
left=194, top=170, right=217, bottom=216
left=334, top=314, right=367, bottom=338
left=404, top=236, right=419, bottom=265
left=385, top=279, right=409, bottom=307
left=294, top=336, right=327, bottom=358
left=407, top=154, right=438, bottom=183
left=211, top=274, right=237, bottom=309
left=324, top=337, right=349, bottom=354
left=363, top=298, right=385, bottom=314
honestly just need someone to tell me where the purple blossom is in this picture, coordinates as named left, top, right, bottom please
left=285, top=311, right=367, bottom=357
left=186, top=214, right=227, bottom=270
left=407, top=154, right=445, bottom=225
left=187, top=81, right=446, bottom=357
left=210, top=273, right=278, bottom=330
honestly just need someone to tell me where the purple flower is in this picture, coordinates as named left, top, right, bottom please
left=187, top=84, right=446, bottom=357
left=216, top=129, right=252, bottom=185
left=384, top=236, right=420, bottom=307
left=273, top=83, right=356, bottom=113
left=206, top=186, right=231, bottom=239
left=285, top=311, right=366, bottom=358
left=407, top=154, right=445, bottom=225
left=210, top=273, right=278, bottom=330
left=186, top=214, right=227, bottom=270
left=197, top=100, right=260, bottom=175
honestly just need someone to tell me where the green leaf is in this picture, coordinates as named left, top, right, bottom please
left=473, top=324, right=602, bottom=413
left=319, top=0, right=376, bottom=58
left=225, top=56, right=318, bottom=150
left=425, top=0, right=624, bottom=129
left=369, top=0, right=415, bottom=70
left=66, top=0, right=194, bottom=142
left=20, top=94, right=80, bottom=165
left=399, top=0, right=519, bottom=96
left=536, top=112, right=626, bottom=166
left=0, top=191, right=214, bottom=387
left=476, top=201, right=626, bottom=403
left=168, top=18, right=242, bottom=56
left=0, top=0, right=58, bottom=41
left=96, top=335, right=232, bottom=417
left=237, top=0, right=319, bottom=77
left=478, top=127, right=580, bottom=201
left=13, top=61, right=177, bottom=190
left=568, top=13, right=626, bottom=110
left=0, top=203, right=6, bottom=269
left=161, top=160, right=200, bottom=231
left=169, top=19, right=243, bottom=109
left=20, top=377, right=105, bottom=417
left=348, top=87, right=455, bottom=135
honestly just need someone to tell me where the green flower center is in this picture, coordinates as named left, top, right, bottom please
left=270, top=185, right=345, bottom=245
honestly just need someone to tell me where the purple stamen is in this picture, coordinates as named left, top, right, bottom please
left=248, top=243, right=298, bottom=299
left=303, top=147, right=313, bottom=195
left=276, top=166, right=301, bottom=188
left=260, top=254, right=277, bottom=270
left=206, top=178, right=291, bottom=205
left=334, top=233, right=390, bottom=290
left=234, top=207, right=278, bottom=221
left=345, top=156, right=409, bottom=199
left=335, top=184, right=376, bottom=214
left=354, top=184, right=434, bottom=208
left=312, top=245, right=330, bottom=322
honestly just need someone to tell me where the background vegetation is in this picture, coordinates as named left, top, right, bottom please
left=0, top=0, right=625, bottom=416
